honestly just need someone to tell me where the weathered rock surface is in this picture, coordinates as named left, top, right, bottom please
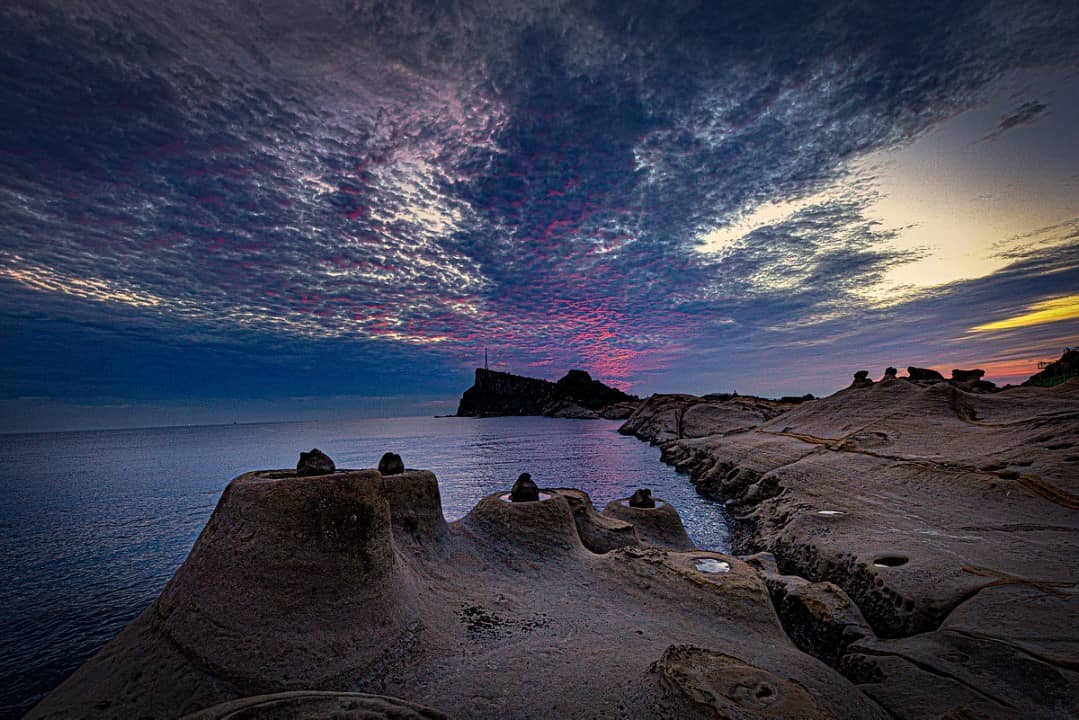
left=456, top=368, right=639, bottom=418
left=29, top=466, right=886, bottom=720
left=619, top=375, right=1079, bottom=719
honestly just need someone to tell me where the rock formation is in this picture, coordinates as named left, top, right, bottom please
left=28, top=460, right=886, bottom=720
left=508, top=472, right=539, bottom=502
left=619, top=373, right=1079, bottom=719
left=852, top=370, right=872, bottom=387
left=378, top=452, right=405, bottom=475
left=456, top=368, right=639, bottom=418
left=629, top=488, right=656, bottom=508
left=906, top=366, right=944, bottom=382
left=883, top=367, right=898, bottom=380
left=1023, top=347, right=1079, bottom=387
left=951, top=368, right=985, bottom=382
left=296, top=448, right=335, bottom=476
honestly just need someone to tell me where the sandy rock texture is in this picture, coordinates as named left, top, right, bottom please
left=28, top=465, right=886, bottom=719
left=621, top=377, right=1079, bottom=719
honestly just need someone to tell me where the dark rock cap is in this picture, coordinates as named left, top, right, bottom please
left=628, top=488, right=656, bottom=508
left=297, top=448, right=335, bottom=476
left=951, top=368, right=985, bottom=382
left=907, top=366, right=944, bottom=381
left=509, top=472, right=539, bottom=502
left=378, top=452, right=405, bottom=475
left=884, top=366, right=898, bottom=379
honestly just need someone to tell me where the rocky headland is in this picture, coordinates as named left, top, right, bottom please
left=620, top=362, right=1079, bottom=719
left=456, top=367, right=639, bottom=419
left=28, top=356, right=1078, bottom=719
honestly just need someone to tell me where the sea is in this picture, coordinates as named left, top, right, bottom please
left=0, top=415, right=729, bottom=718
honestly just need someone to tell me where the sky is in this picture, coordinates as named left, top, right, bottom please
left=1, top=0, right=1077, bottom=432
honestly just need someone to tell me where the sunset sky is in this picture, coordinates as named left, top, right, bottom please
left=1, top=1, right=1077, bottom=431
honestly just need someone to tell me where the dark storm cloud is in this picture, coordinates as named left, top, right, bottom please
left=1, top=0, right=1077, bottom=409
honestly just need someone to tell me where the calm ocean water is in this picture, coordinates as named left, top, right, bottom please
left=0, top=415, right=728, bottom=718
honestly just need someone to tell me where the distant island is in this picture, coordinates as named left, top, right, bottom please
left=456, top=367, right=640, bottom=419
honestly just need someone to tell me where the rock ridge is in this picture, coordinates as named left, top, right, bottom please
left=617, top=361, right=1079, bottom=719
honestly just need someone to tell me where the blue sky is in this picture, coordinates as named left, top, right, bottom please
left=1, top=1, right=1077, bottom=432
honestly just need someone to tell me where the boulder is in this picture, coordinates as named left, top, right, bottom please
left=628, top=488, right=656, bottom=508
left=378, top=452, right=405, bottom=475
left=297, top=448, right=335, bottom=476
left=883, top=367, right=898, bottom=380
left=509, top=472, right=539, bottom=502
left=951, top=368, right=985, bottom=383
left=852, top=370, right=872, bottom=387
left=906, top=366, right=943, bottom=382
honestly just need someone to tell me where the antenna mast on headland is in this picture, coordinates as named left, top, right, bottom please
left=484, top=347, right=488, bottom=370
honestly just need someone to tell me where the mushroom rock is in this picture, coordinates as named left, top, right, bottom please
left=628, top=488, right=656, bottom=508
left=883, top=367, right=898, bottom=380
left=28, top=469, right=418, bottom=719
left=852, top=370, right=873, bottom=388
left=509, top=472, right=540, bottom=502
left=296, top=448, right=335, bottom=476
left=906, top=366, right=944, bottom=382
left=378, top=451, right=405, bottom=475
left=458, top=490, right=586, bottom=563
left=603, top=496, right=695, bottom=551
left=379, top=469, right=449, bottom=546
left=549, top=488, right=639, bottom=553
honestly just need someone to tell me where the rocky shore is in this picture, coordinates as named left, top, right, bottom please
left=27, top=358, right=1078, bottom=719
left=28, top=455, right=885, bottom=720
left=620, top=367, right=1078, bottom=719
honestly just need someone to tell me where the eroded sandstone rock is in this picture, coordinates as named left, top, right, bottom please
left=629, top=488, right=656, bottom=508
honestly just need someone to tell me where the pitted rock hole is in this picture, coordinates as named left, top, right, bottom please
left=872, top=555, right=909, bottom=568
left=695, top=557, right=731, bottom=574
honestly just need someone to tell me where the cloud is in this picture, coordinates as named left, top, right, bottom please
left=0, top=0, right=1077, bottom=410
left=969, top=294, right=1079, bottom=332
left=983, top=99, right=1048, bottom=141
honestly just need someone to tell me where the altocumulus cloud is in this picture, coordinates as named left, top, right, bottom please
left=1, top=0, right=1077, bottom=416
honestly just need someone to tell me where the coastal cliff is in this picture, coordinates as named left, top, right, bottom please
left=456, top=368, right=639, bottom=419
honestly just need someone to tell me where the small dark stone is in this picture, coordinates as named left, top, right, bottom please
left=951, top=368, right=985, bottom=383
left=884, top=367, right=898, bottom=379
left=629, top=488, right=656, bottom=508
left=851, top=370, right=873, bottom=388
left=907, top=366, right=944, bottom=382
left=509, top=472, right=539, bottom=502
left=378, top=452, right=405, bottom=475
left=297, top=448, right=335, bottom=476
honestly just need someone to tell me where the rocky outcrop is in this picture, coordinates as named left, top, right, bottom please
left=618, top=377, right=1079, bottom=719
left=29, top=464, right=887, bottom=720
left=906, top=366, right=944, bottom=382
left=456, top=368, right=639, bottom=419
left=1023, top=347, right=1079, bottom=387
